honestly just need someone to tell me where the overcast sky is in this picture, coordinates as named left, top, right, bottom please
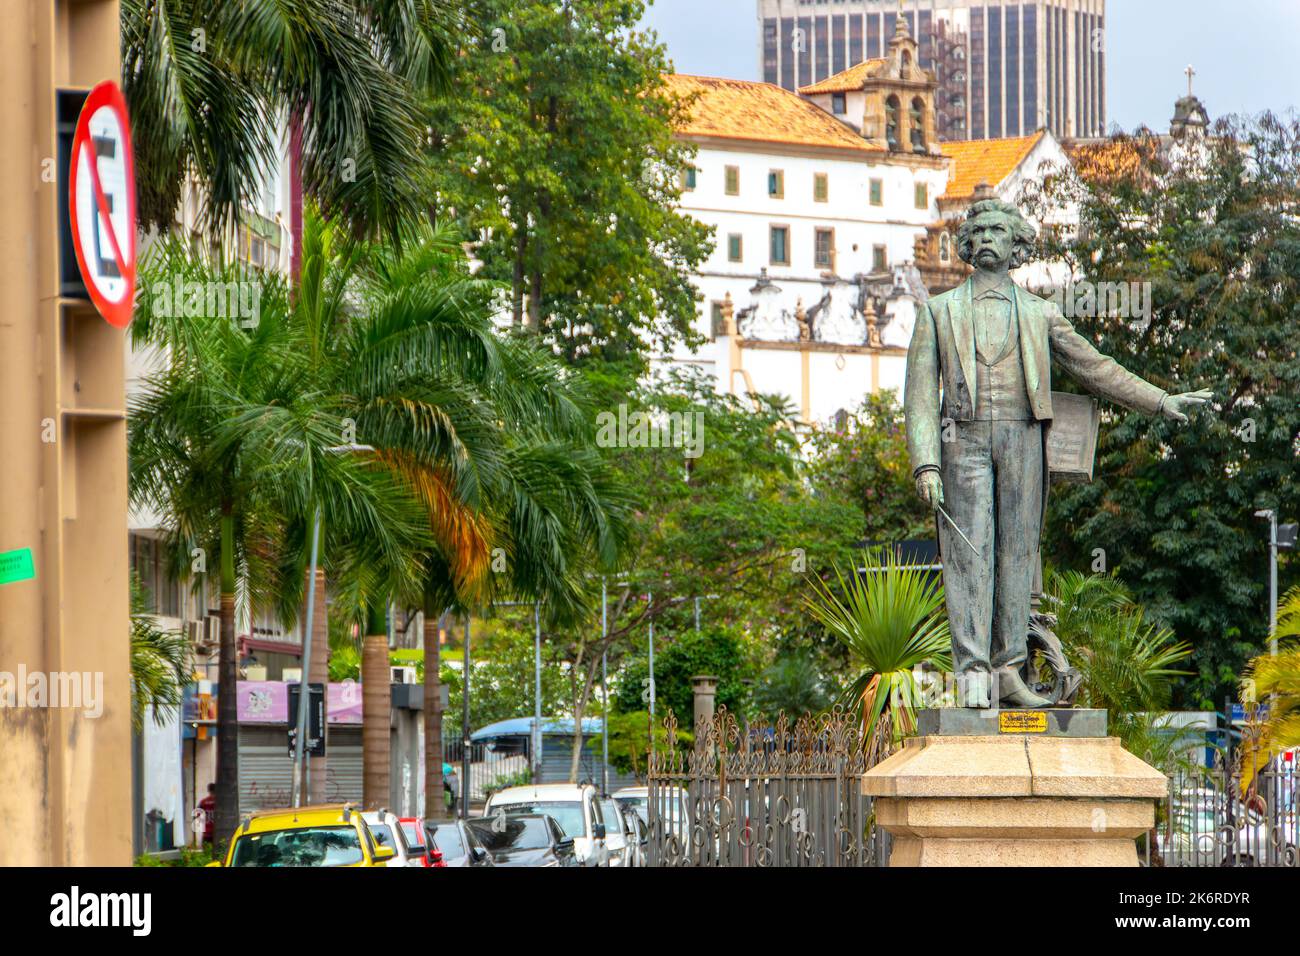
left=640, top=0, right=1300, bottom=132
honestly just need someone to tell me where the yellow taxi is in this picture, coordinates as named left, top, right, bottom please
left=214, top=803, right=397, bottom=867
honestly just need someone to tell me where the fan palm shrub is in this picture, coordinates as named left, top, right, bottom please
left=804, top=549, right=951, bottom=749
left=1041, top=569, right=1192, bottom=747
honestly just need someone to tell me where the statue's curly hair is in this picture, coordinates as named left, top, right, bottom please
left=956, top=199, right=1038, bottom=269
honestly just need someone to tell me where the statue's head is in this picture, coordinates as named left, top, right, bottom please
left=956, top=199, right=1037, bottom=271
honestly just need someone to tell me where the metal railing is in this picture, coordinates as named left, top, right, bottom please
left=646, top=707, right=890, bottom=867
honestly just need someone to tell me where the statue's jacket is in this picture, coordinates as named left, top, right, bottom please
left=905, top=276, right=1168, bottom=529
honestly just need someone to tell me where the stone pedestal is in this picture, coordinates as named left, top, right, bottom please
left=862, top=710, right=1166, bottom=867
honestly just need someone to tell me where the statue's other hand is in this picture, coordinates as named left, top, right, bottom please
left=1161, top=389, right=1214, bottom=424
left=916, top=471, right=944, bottom=510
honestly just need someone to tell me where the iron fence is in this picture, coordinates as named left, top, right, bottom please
left=442, top=735, right=532, bottom=810
left=1145, top=724, right=1299, bottom=868
left=646, top=707, right=890, bottom=867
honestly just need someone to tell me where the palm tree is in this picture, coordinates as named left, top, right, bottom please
left=283, top=211, right=627, bottom=816
left=1041, top=569, right=1192, bottom=747
left=121, top=0, right=463, bottom=241
left=129, top=573, right=191, bottom=734
left=752, top=652, right=834, bottom=725
left=804, top=549, right=951, bottom=753
left=1239, top=586, right=1300, bottom=793
left=128, top=241, right=430, bottom=848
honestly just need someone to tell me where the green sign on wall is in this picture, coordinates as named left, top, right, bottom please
left=0, top=548, right=36, bottom=586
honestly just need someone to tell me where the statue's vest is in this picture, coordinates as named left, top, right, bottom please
left=972, top=295, right=1034, bottom=422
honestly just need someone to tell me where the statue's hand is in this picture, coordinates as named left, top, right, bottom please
left=1161, top=389, right=1214, bottom=424
left=915, top=471, right=944, bottom=511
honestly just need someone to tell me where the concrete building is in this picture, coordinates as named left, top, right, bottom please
left=663, top=12, right=1080, bottom=425
left=0, top=0, right=133, bottom=865
left=758, top=0, right=1106, bottom=141
left=663, top=19, right=948, bottom=422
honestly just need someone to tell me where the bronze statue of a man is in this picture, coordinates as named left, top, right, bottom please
left=904, top=199, right=1210, bottom=709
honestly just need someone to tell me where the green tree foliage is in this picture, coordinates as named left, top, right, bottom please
left=1022, top=116, right=1300, bottom=706
left=806, top=389, right=935, bottom=544
left=424, top=0, right=712, bottom=367
left=122, top=0, right=460, bottom=239
left=751, top=652, right=834, bottom=726
left=612, top=625, right=761, bottom=728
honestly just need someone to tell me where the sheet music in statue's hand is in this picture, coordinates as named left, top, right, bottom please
left=1047, top=392, right=1100, bottom=481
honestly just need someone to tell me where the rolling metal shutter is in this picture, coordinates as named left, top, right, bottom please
left=237, top=726, right=363, bottom=811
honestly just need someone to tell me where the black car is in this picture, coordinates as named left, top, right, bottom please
left=423, top=819, right=495, bottom=868
left=466, top=813, right=580, bottom=867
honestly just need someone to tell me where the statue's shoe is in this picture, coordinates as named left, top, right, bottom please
left=997, top=670, right=1054, bottom=709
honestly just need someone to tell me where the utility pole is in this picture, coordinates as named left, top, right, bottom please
left=462, top=614, right=471, bottom=817
left=533, top=602, right=543, bottom=784
left=601, top=577, right=609, bottom=795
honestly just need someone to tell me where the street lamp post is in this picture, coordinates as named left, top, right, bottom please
left=1256, top=509, right=1280, bottom=656
left=290, top=442, right=373, bottom=808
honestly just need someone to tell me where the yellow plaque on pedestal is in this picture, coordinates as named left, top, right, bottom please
left=999, top=711, right=1048, bottom=733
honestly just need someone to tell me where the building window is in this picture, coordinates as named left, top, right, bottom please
left=885, top=96, right=901, bottom=150
left=869, top=178, right=883, bottom=206
left=813, top=173, right=829, bottom=203
left=872, top=244, right=888, bottom=272
left=770, top=226, right=790, bottom=266
left=710, top=301, right=726, bottom=339
left=939, top=232, right=952, bottom=263
left=682, top=166, right=697, bottom=191
left=725, top=165, right=740, bottom=196
left=915, top=182, right=928, bottom=209
left=727, top=233, right=743, bottom=263
left=768, top=169, right=785, bottom=199
left=130, top=533, right=182, bottom=619
left=831, top=92, right=847, bottom=115
left=910, top=97, right=927, bottom=152
left=814, top=228, right=834, bottom=270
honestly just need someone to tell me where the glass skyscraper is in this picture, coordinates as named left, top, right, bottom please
left=758, top=0, right=1106, bottom=141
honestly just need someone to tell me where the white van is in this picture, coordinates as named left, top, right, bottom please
left=483, top=783, right=611, bottom=867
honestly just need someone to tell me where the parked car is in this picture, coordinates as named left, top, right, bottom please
left=423, top=819, right=495, bottom=868
left=620, top=805, right=648, bottom=867
left=1158, top=789, right=1299, bottom=867
left=612, top=786, right=649, bottom=825
left=483, top=783, right=609, bottom=866
left=217, top=804, right=395, bottom=867
left=614, top=784, right=691, bottom=851
left=597, top=795, right=631, bottom=866
left=466, top=813, right=580, bottom=867
left=359, top=810, right=423, bottom=867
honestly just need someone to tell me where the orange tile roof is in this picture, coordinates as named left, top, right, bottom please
left=798, top=59, right=888, bottom=95
left=664, top=73, right=880, bottom=153
left=940, top=131, right=1045, bottom=200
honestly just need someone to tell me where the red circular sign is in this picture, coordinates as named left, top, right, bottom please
left=68, top=81, right=137, bottom=329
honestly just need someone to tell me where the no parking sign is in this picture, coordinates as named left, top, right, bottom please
left=68, top=80, right=136, bottom=328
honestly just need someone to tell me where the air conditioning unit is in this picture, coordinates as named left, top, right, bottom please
left=187, top=619, right=217, bottom=655
left=390, top=665, right=418, bottom=685
left=206, top=616, right=221, bottom=647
